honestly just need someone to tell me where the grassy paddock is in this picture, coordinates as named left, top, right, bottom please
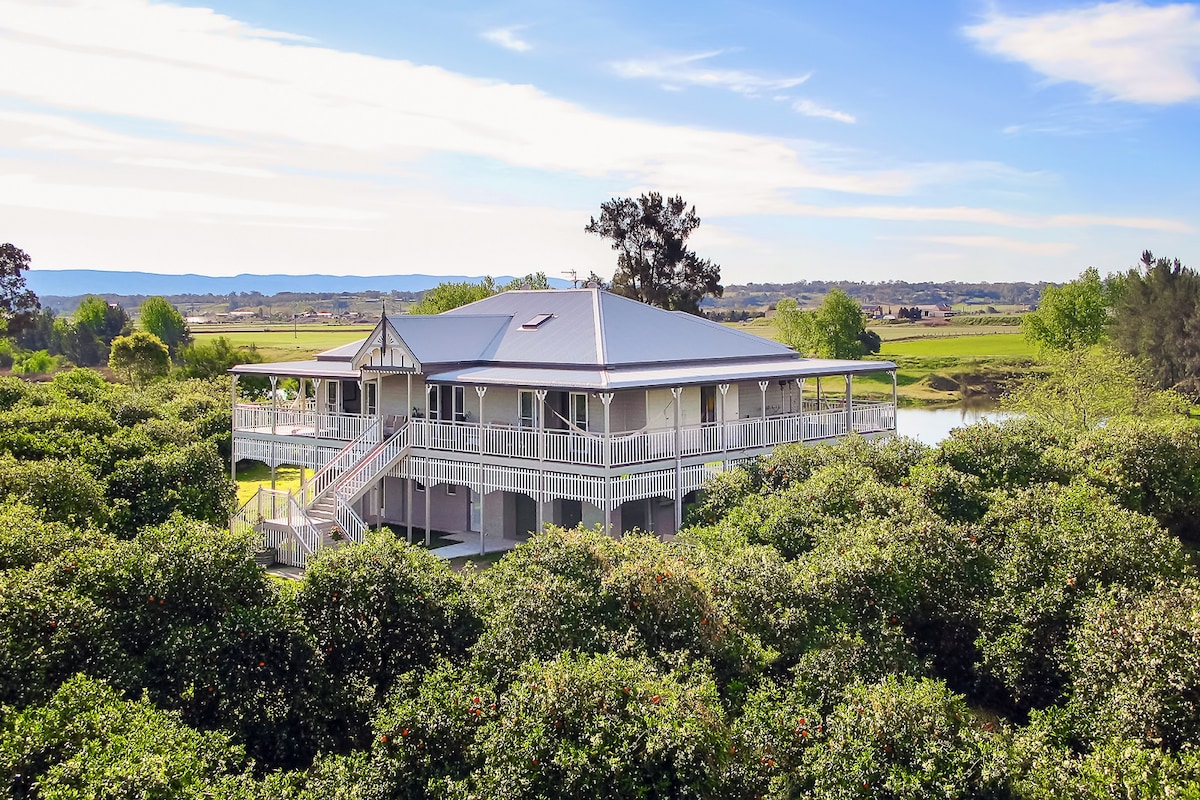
left=879, top=333, right=1036, bottom=359
left=193, top=327, right=371, bottom=361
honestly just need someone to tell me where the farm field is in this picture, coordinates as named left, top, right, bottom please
left=879, top=332, right=1036, bottom=359
left=193, top=325, right=372, bottom=361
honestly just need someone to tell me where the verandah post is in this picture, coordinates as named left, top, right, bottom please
left=600, top=391, right=613, bottom=535
left=476, top=386, right=487, bottom=556
left=671, top=386, right=683, bottom=535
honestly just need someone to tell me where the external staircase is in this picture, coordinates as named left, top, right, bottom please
left=231, top=419, right=412, bottom=568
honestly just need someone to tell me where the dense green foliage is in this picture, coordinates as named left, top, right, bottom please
left=776, top=289, right=880, bottom=359
left=0, top=242, right=40, bottom=335
left=410, top=273, right=551, bottom=315
left=0, top=369, right=234, bottom=532
left=1112, top=250, right=1200, bottom=397
left=1021, top=266, right=1111, bottom=351
left=585, top=192, right=723, bottom=314
left=2, top=368, right=1200, bottom=797
left=137, top=295, right=191, bottom=357
left=108, top=330, right=171, bottom=386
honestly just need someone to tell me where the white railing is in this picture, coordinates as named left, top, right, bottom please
left=406, top=402, right=895, bottom=467
left=233, top=404, right=375, bottom=441
left=305, top=419, right=381, bottom=502
left=334, top=498, right=368, bottom=544
left=334, top=426, right=412, bottom=504
left=229, top=488, right=316, bottom=568
left=285, top=493, right=321, bottom=556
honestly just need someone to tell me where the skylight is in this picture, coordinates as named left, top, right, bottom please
left=520, top=313, right=554, bottom=330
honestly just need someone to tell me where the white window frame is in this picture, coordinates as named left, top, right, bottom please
left=569, top=392, right=589, bottom=431
left=518, top=389, right=538, bottom=429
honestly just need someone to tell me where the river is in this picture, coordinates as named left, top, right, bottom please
left=894, top=402, right=1012, bottom=446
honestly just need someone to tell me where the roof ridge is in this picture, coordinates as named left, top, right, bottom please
left=592, top=288, right=607, bottom=365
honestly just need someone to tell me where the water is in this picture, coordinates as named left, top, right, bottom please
left=894, top=402, right=1012, bottom=446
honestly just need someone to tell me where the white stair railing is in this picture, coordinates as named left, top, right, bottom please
left=304, top=418, right=381, bottom=504
left=333, top=424, right=411, bottom=505
left=334, top=498, right=369, bottom=544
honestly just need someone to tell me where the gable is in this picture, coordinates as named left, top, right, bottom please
left=352, top=317, right=421, bottom=372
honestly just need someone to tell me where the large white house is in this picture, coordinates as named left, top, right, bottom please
left=230, top=288, right=898, bottom=565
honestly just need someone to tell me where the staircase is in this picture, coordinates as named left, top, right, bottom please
left=302, top=422, right=412, bottom=547
left=231, top=420, right=412, bottom=568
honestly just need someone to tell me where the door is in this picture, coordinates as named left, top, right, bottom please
left=559, top=499, right=583, bottom=529
left=701, top=385, right=716, bottom=424
left=515, top=493, right=537, bottom=538
left=518, top=390, right=538, bottom=429
left=569, top=392, right=589, bottom=431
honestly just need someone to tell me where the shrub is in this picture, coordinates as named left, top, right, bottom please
left=449, top=652, right=736, bottom=800
left=1069, top=581, right=1200, bottom=749
left=936, top=417, right=1069, bottom=491
left=0, top=456, right=108, bottom=527
left=977, top=482, right=1191, bottom=710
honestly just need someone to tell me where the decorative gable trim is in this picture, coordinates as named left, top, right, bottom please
left=352, top=317, right=421, bottom=373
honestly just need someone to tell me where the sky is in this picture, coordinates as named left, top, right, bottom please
left=1, top=0, right=1198, bottom=287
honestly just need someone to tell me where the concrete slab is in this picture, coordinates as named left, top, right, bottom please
left=429, top=537, right=522, bottom=559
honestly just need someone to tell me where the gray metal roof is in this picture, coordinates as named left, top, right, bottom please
left=443, top=288, right=794, bottom=366
left=232, top=359, right=358, bottom=378
left=233, top=288, right=897, bottom=387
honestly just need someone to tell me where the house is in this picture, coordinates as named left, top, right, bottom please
left=230, top=288, right=898, bottom=566
left=914, top=304, right=956, bottom=319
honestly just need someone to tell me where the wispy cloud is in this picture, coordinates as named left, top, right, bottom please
left=611, top=51, right=810, bottom=96
left=792, top=98, right=855, bottom=123
left=965, top=1, right=1200, bottom=104
left=903, top=234, right=1077, bottom=256
left=481, top=25, right=531, bottom=53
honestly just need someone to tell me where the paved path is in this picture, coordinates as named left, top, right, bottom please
left=429, top=535, right=522, bottom=559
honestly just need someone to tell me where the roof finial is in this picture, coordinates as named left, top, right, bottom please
left=381, top=298, right=387, bottom=320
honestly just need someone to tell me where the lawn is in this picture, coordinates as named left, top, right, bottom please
left=879, top=333, right=1036, bottom=359
left=235, top=461, right=309, bottom=506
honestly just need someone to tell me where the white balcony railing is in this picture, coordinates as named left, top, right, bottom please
left=235, top=400, right=896, bottom=469
left=233, top=404, right=375, bottom=441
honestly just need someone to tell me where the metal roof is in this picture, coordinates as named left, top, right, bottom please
left=231, top=359, right=358, bottom=378
left=233, top=288, right=897, bottom=386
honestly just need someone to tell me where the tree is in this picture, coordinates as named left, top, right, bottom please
left=1022, top=267, right=1112, bottom=351
left=1002, top=345, right=1188, bottom=431
left=108, top=331, right=170, bottom=386
left=138, top=296, right=191, bottom=358
left=0, top=243, right=40, bottom=335
left=411, top=273, right=551, bottom=314
left=62, top=295, right=130, bottom=366
left=776, top=289, right=877, bottom=359
left=585, top=192, right=722, bottom=314
left=1112, top=251, right=1200, bottom=397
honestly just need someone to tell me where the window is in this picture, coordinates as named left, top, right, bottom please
left=569, top=392, right=589, bottom=431
left=446, top=484, right=457, bottom=496
left=519, top=389, right=537, bottom=428
left=365, top=382, right=377, bottom=416
left=414, top=481, right=425, bottom=493
left=520, top=313, right=553, bottom=330
left=326, top=380, right=338, bottom=411
left=452, top=385, right=466, bottom=422
left=427, top=385, right=439, bottom=420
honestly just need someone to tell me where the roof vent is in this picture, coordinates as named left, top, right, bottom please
left=520, top=313, right=554, bottom=330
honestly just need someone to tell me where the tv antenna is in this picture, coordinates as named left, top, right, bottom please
left=562, top=269, right=581, bottom=289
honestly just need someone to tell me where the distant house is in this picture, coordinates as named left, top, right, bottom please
left=230, top=288, right=899, bottom=566
left=915, top=304, right=955, bottom=319
left=861, top=304, right=884, bottom=319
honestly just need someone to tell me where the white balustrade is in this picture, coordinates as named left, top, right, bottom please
left=233, top=404, right=374, bottom=441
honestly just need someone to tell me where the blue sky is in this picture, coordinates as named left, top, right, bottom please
left=0, top=0, right=1197, bottom=286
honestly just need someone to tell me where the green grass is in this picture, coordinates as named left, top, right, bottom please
left=879, top=333, right=1036, bottom=359
left=235, top=461, right=308, bottom=506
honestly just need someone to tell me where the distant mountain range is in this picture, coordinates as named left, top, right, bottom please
left=25, top=270, right=571, bottom=298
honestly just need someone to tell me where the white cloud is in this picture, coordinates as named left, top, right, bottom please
left=965, top=1, right=1200, bottom=104
left=611, top=51, right=810, bottom=95
left=481, top=25, right=531, bottom=53
left=905, top=235, right=1077, bottom=256
left=777, top=202, right=1191, bottom=232
left=791, top=98, right=856, bottom=123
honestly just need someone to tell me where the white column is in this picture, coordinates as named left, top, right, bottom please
left=230, top=374, right=239, bottom=481
left=845, top=374, right=853, bottom=435
left=600, top=391, right=613, bottom=535
left=891, top=370, right=898, bottom=431
left=424, top=458, right=431, bottom=547
left=269, top=375, right=278, bottom=490
left=671, top=386, right=683, bottom=535
left=476, top=386, right=487, bottom=555
left=796, top=378, right=807, bottom=442
left=758, top=380, right=769, bottom=448
left=534, top=389, right=548, bottom=535
left=717, top=383, right=729, bottom=463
